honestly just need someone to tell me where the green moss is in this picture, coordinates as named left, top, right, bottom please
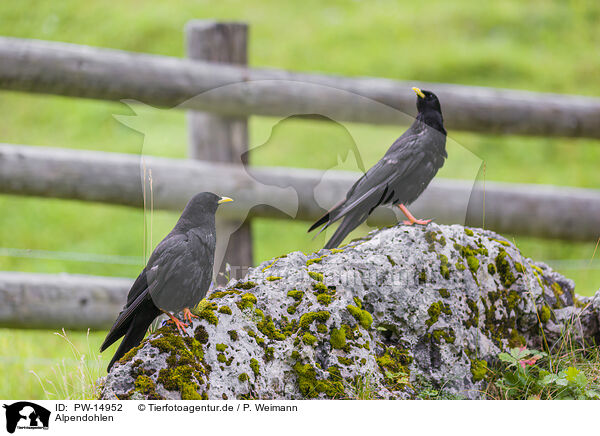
left=418, top=270, right=427, bottom=284
left=197, top=302, right=219, bottom=326
left=425, top=230, right=447, bottom=248
left=266, top=276, right=282, bottom=281
left=302, top=333, right=317, bottom=346
left=264, top=347, right=274, bottom=362
left=531, top=264, right=544, bottom=274
left=346, top=305, right=373, bottom=329
left=464, top=228, right=474, bottom=236
left=308, top=271, right=324, bottom=282
left=157, top=366, right=202, bottom=398
left=438, top=288, right=450, bottom=298
left=330, top=327, right=347, bottom=349
left=508, top=329, right=526, bottom=348
left=514, top=262, right=525, bottom=273
left=438, top=254, right=450, bottom=279
left=470, top=359, right=488, bottom=382
left=208, top=289, right=241, bottom=300
left=455, top=262, right=466, bottom=271
left=306, top=256, right=324, bottom=266
left=431, top=328, right=456, bottom=344
left=287, top=290, right=304, bottom=301
left=495, top=249, right=517, bottom=288
left=376, top=346, right=412, bottom=386
left=238, top=373, right=249, bottom=382
left=292, top=362, right=345, bottom=399
left=312, top=282, right=328, bottom=292
left=487, top=264, right=497, bottom=275
left=337, top=356, right=353, bottom=365
left=316, top=294, right=333, bottom=305
left=293, top=363, right=318, bottom=398
left=426, top=301, right=451, bottom=327
left=217, top=353, right=227, bottom=363
left=257, top=315, right=287, bottom=340
left=551, top=282, right=564, bottom=300
left=235, top=281, right=258, bottom=290
left=215, top=343, right=227, bottom=352
left=228, top=330, right=239, bottom=341
left=540, top=305, right=552, bottom=323
left=133, top=375, right=158, bottom=398
left=316, top=324, right=328, bottom=334
left=299, top=311, right=331, bottom=330
left=261, top=258, right=277, bottom=272
left=506, top=290, right=520, bottom=310
left=330, top=248, right=345, bottom=254
left=490, top=238, right=511, bottom=247
left=181, top=384, right=203, bottom=400
left=467, top=256, right=479, bottom=274
left=454, top=242, right=488, bottom=258
left=250, top=358, right=260, bottom=377
left=151, top=335, right=186, bottom=355
left=194, top=325, right=209, bottom=344
left=465, top=299, right=479, bottom=328
left=119, top=343, right=145, bottom=364
left=236, top=293, right=258, bottom=311
left=218, top=305, right=232, bottom=315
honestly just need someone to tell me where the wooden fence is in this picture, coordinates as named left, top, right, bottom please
left=0, top=20, right=599, bottom=329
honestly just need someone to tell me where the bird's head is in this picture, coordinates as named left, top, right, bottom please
left=184, top=192, right=234, bottom=217
left=412, top=87, right=442, bottom=114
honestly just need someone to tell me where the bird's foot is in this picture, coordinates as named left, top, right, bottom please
left=166, top=313, right=189, bottom=335
left=397, top=204, right=432, bottom=226
left=402, top=218, right=432, bottom=226
left=183, top=308, right=198, bottom=324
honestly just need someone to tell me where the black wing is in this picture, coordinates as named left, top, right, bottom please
left=101, top=267, right=162, bottom=371
left=310, top=134, right=427, bottom=238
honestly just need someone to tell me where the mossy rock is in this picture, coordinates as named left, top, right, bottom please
left=101, top=223, right=598, bottom=401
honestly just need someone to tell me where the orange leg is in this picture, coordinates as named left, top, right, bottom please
left=183, top=308, right=198, bottom=324
left=397, top=204, right=432, bottom=226
left=166, top=312, right=189, bottom=335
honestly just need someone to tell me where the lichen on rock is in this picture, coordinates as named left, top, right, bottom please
left=100, top=223, right=600, bottom=400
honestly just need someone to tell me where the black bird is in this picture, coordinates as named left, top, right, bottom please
left=100, top=192, right=233, bottom=371
left=308, top=87, right=447, bottom=249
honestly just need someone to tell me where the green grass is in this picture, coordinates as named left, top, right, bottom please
left=0, top=0, right=599, bottom=399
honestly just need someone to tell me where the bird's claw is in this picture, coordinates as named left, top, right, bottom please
left=183, top=308, right=198, bottom=324
left=166, top=314, right=189, bottom=335
left=402, top=218, right=432, bottom=226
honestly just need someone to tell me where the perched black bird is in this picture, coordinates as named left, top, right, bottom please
left=308, top=87, right=447, bottom=249
left=100, top=192, right=233, bottom=371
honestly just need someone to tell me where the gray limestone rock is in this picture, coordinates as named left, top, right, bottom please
left=99, top=223, right=599, bottom=400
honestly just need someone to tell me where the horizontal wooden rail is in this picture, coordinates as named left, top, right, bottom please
left=0, top=144, right=598, bottom=241
left=0, top=271, right=130, bottom=330
left=0, top=37, right=599, bottom=138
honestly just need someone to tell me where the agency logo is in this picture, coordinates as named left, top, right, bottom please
left=2, top=402, right=50, bottom=433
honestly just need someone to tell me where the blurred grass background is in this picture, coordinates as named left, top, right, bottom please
left=0, top=0, right=599, bottom=399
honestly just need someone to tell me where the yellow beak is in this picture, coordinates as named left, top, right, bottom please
left=217, top=197, right=234, bottom=204
left=412, top=87, right=425, bottom=99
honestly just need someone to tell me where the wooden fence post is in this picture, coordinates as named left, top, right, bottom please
left=185, top=20, right=253, bottom=283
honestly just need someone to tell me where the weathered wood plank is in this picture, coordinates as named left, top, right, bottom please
left=0, top=144, right=598, bottom=241
left=0, top=37, right=599, bottom=138
left=0, top=272, right=131, bottom=330
left=186, top=21, right=253, bottom=281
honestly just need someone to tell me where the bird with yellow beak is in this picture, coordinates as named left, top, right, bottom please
left=309, top=87, right=447, bottom=248
left=101, top=192, right=234, bottom=371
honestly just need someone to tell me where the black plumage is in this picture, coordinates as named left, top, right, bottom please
left=101, top=192, right=232, bottom=371
left=308, top=88, right=447, bottom=249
